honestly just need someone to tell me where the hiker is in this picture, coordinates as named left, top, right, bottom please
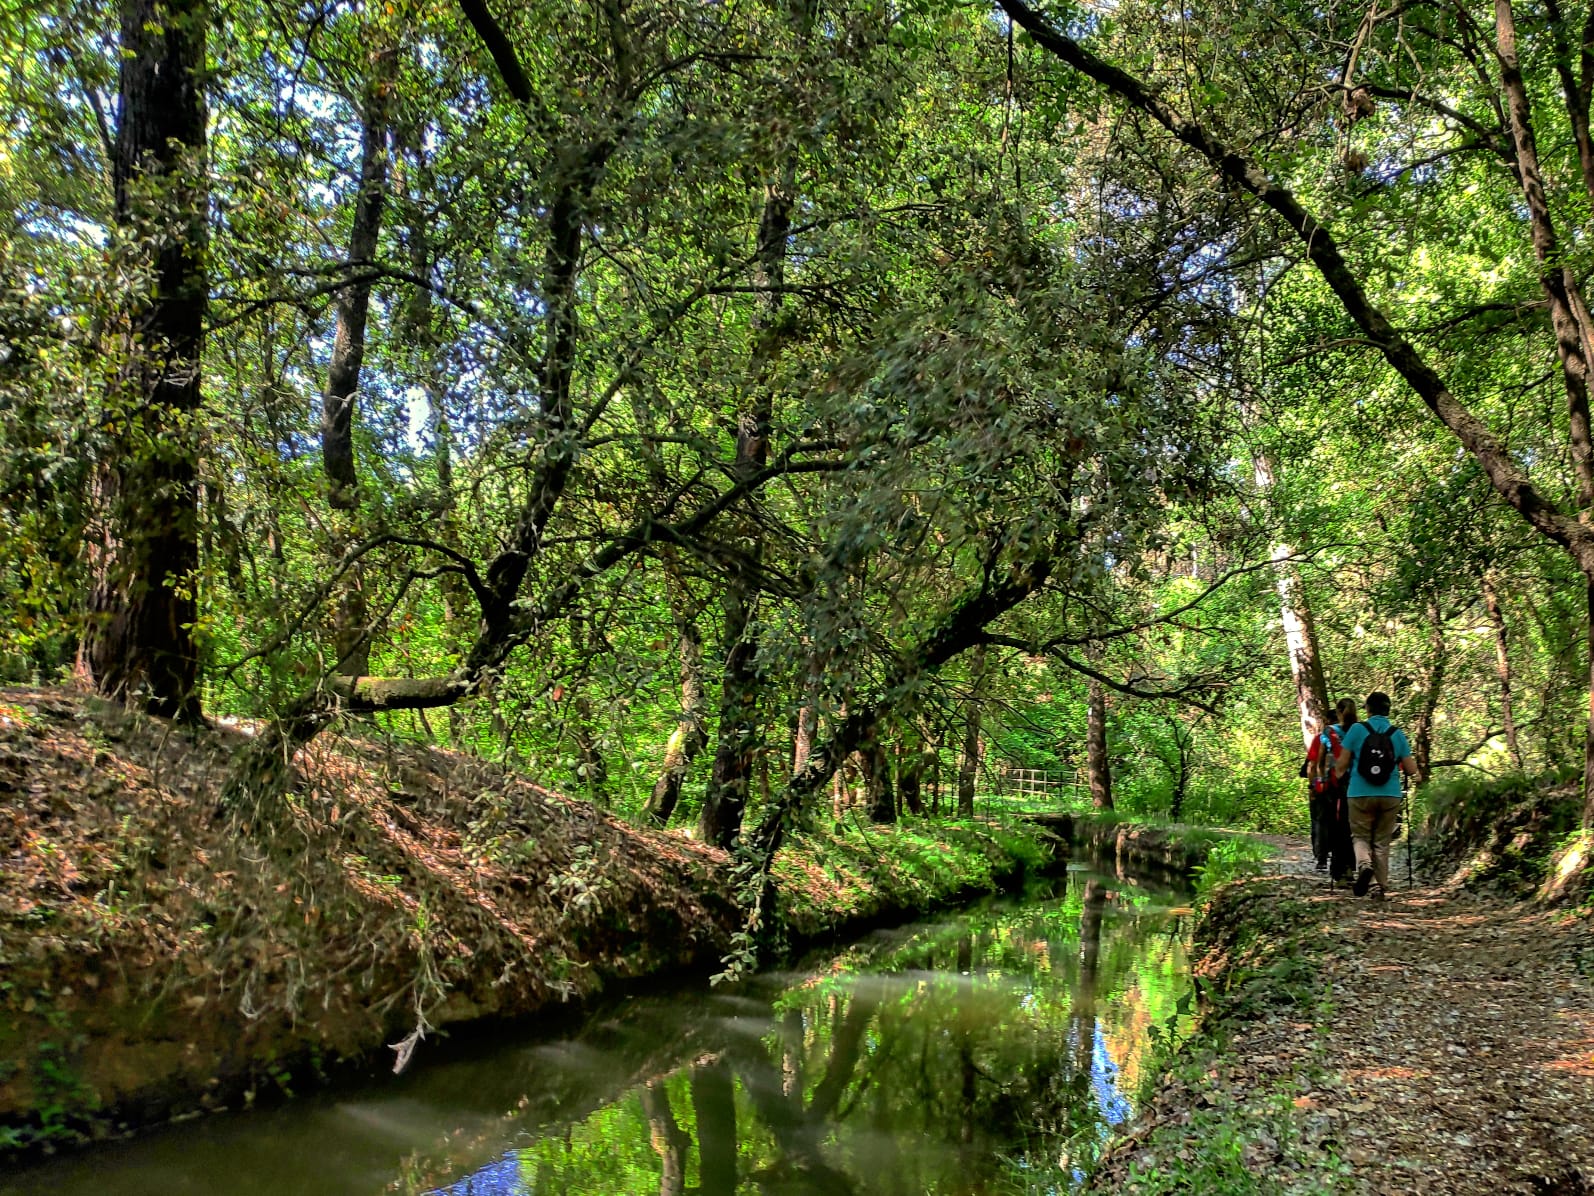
left=1303, top=717, right=1340, bottom=871
left=1324, top=698, right=1358, bottom=884
left=1334, top=691, right=1421, bottom=900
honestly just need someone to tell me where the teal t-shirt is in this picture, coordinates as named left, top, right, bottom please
left=1339, top=716, right=1411, bottom=798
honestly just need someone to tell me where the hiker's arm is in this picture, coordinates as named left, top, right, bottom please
left=1334, top=747, right=1352, bottom=777
left=1399, top=756, right=1421, bottom=781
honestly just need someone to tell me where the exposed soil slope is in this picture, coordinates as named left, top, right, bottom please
left=1094, top=840, right=1594, bottom=1194
left=0, top=687, right=739, bottom=1141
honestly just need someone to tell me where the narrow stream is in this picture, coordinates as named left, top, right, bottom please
left=3, top=864, right=1193, bottom=1196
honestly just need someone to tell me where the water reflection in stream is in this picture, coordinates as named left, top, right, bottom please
left=3, top=866, right=1192, bottom=1196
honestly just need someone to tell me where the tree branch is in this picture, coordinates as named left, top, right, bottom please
left=977, top=634, right=1223, bottom=713
left=456, top=0, right=534, bottom=104
left=997, top=0, right=1594, bottom=575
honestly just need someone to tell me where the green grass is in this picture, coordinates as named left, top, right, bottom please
left=773, top=814, right=1055, bottom=940
left=1191, top=837, right=1271, bottom=902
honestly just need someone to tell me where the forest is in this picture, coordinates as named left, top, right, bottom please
left=9, top=0, right=1594, bottom=853
left=4, top=0, right=1594, bottom=1187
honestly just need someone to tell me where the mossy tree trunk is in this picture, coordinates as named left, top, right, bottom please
left=322, top=53, right=393, bottom=679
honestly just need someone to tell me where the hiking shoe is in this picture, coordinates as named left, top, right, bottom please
left=1315, top=860, right=1328, bottom=872
left=1370, top=886, right=1386, bottom=903
left=1353, top=865, right=1374, bottom=896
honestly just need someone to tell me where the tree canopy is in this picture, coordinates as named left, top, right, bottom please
left=5, top=0, right=1594, bottom=862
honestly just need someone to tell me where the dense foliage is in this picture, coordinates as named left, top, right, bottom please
left=4, top=0, right=1593, bottom=851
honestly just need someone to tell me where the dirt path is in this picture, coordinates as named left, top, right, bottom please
left=1229, top=840, right=1594, bottom=1193
left=1255, top=831, right=1357, bottom=880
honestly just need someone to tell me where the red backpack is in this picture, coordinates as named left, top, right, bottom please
left=1310, top=727, right=1342, bottom=794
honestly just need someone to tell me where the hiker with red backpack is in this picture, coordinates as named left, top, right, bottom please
left=1334, top=691, right=1422, bottom=900
left=1309, top=698, right=1359, bottom=883
left=1304, top=715, right=1342, bottom=872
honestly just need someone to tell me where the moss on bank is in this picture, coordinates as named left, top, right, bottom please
left=775, top=816, right=1052, bottom=940
left=1418, top=770, right=1586, bottom=900
left=0, top=686, right=1053, bottom=1155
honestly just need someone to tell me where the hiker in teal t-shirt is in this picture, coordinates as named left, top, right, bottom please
left=1334, top=691, right=1421, bottom=900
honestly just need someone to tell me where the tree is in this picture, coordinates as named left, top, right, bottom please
left=642, top=554, right=708, bottom=826
left=1085, top=672, right=1113, bottom=811
left=83, top=0, right=208, bottom=721
left=1252, top=448, right=1331, bottom=750
left=958, top=645, right=986, bottom=818
left=320, top=40, right=395, bottom=679
left=999, top=0, right=1594, bottom=830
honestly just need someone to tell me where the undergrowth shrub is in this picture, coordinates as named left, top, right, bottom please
left=1192, top=838, right=1270, bottom=902
left=1419, top=770, right=1582, bottom=896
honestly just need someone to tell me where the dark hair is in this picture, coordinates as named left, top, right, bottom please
left=1335, top=697, right=1359, bottom=729
left=1366, top=691, right=1391, bottom=717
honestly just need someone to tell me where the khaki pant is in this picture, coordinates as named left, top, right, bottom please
left=1349, top=796, right=1402, bottom=893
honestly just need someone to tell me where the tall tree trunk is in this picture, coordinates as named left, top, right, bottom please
left=86, top=0, right=208, bottom=722
left=1543, top=0, right=1594, bottom=205
left=1166, top=716, right=1191, bottom=821
left=1482, top=573, right=1525, bottom=770
left=792, top=649, right=823, bottom=774
left=1585, top=582, right=1594, bottom=828
left=1275, top=547, right=1332, bottom=749
left=322, top=58, right=393, bottom=678
left=644, top=620, right=704, bottom=825
left=864, top=734, right=895, bottom=824
left=701, top=578, right=761, bottom=846
left=1410, top=601, right=1447, bottom=779
left=1495, top=1, right=1594, bottom=810
left=1086, top=673, right=1113, bottom=811
left=644, top=554, right=706, bottom=826
left=699, top=168, right=796, bottom=849
left=1253, top=452, right=1331, bottom=748
left=1495, top=0, right=1594, bottom=514
left=396, top=125, right=468, bottom=740
left=957, top=645, right=986, bottom=817
left=896, top=720, right=926, bottom=815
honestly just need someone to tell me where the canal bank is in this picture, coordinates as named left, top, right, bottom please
left=0, top=687, right=1055, bottom=1156
left=1025, top=810, right=1260, bottom=881
left=3, top=865, right=1197, bottom=1195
